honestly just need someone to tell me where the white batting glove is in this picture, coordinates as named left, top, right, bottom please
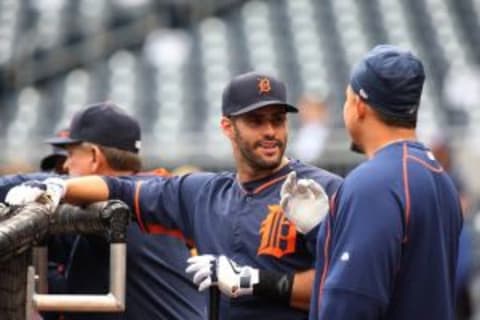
left=186, top=255, right=259, bottom=298
left=5, top=177, right=66, bottom=212
left=280, top=171, right=330, bottom=234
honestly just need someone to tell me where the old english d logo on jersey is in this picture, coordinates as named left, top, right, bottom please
left=258, top=205, right=297, bottom=258
left=258, top=77, right=272, bottom=94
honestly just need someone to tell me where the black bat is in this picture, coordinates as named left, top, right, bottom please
left=209, top=286, right=220, bottom=320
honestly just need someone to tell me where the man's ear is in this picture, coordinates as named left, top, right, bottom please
left=90, top=145, right=104, bottom=172
left=354, top=95, right=368, bottom=120
left=220, top=116, right=234, bottom=139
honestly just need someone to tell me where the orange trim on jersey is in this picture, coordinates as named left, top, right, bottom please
left=146, top=223, right=194, bottom=247
left=134, top=181, right=148, bottom=232
left=402, top=143, right=411, bottom=243
left=317, top=213, right=332, bottom=312
left=253, top=174, right=288, bottom=194
left=329, top=192, right=337, bottom=217
left=407, top=155, right=444, bottom=173
left=149, top=168, right=171, bottom=177
left=136, top=168, right=171, bottom=177
left=316, top=190, right=338, bottom=312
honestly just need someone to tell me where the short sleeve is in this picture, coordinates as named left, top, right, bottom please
left=105, top=173, right=214, bottom=241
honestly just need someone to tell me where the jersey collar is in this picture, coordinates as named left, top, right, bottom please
left=374, top=140, right=426, bottom=157
left=238, top=160, right=295, bottom=194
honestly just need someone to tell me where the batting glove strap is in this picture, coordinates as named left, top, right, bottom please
left=186, top=255, right=260, bottom=298
left=253, top=270, right=294, bottom=304
left=216, top=256, right=259, bottom=298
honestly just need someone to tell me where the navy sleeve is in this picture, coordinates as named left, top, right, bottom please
left=105, top=172, right=214, bottom=241
left=304, top=224, right=320, bottom=254
left=323, top=175, right=343, bottom=200
left=455, top=225, right=473, bottom=293
left=319, top=288, right=384, bottom=319
left=104, top=175, right=137, bottom=209
left=305, top=186, right=341, bottom=256
left=0, top=172, right=54, bottom=201
left=317, top=176, right=404, bottom=319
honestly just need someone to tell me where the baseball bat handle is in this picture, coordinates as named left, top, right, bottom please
left=209, top=286, right=220, bottom=320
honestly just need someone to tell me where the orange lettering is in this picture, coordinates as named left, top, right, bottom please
left=258, top=205, right=297, bottom=258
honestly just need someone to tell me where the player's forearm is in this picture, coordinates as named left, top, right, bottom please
left=65, top=176, right=109, bottom=205
left=290, top=269, right=314, bottom=310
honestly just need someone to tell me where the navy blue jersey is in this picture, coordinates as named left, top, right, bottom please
left=310, top=141, right=462, bottom=320
left=0, top=172, right=207, bottom=320
left=105, top=159, right=343, bottom=320
left=0, top=173, right=53, bottom=199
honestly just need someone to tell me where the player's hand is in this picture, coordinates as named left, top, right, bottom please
left=5, top=178, right=66, bottom=212
left=186, top=255, right=259, bottom=298
left=280, top=171, right=330, bottom=234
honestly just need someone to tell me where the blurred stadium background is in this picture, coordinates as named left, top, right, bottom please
left=0, top=0, right=479, bottom=318
left=0, top=0, right=479, bottom=176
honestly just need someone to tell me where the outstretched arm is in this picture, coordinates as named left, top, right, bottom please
left=5, top=172, right=211, bottom=250
left=4, top=175, right=108, bottom=208
left=64, top=176, right=109, bottom=205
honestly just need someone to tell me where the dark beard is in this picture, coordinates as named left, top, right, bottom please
left=350, top=142, right=365, bottom=154
left=233, top=128, right=286, bottom=171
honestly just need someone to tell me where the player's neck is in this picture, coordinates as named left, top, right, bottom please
left=364, top=128, right=417, bottom=158
left=236, top=157, right=289, bottom=184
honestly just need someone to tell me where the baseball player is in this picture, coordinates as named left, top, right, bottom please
left=0, top=103, right=207, bottom=320
left=281, top=45, right=463, bottom=319
left=7, top=72, right=343, bottom=319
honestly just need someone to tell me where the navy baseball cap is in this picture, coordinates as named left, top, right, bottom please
left=350, top=44, right=425, bottom=120
left=40, top=147, right=68, bottom=171
left=41, top=129, right=69, bottom=171
left=48, top=102, right=141, bottom=153
left=40, top=147, right=68, bottom=172
left=222, top=72, right=298, bottom=116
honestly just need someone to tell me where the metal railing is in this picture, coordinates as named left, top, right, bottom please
left=0, top=201, right=130, bottom=320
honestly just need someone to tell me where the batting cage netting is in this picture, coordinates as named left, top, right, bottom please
left=0, top=201, right=130, bottom=320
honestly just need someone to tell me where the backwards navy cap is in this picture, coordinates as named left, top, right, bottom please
left=49, top=102, right=141, bottom=153
left=222, top=72, right=298, bottom=116
left=350, top=44, right=425, bottom=120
